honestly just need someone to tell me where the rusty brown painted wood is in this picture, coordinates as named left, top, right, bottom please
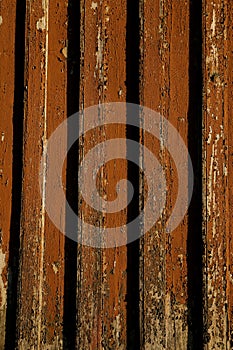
left=203, top=0, right=233, bottom=348
left=0, top=0, right=17, bottom=348
left=16, top=0, right=67, bottom=348
left=139, top=0, right=190, bottom=348
left=77, top=1, right=128, bottom=348
left=0, top=0, right=233, bottom=349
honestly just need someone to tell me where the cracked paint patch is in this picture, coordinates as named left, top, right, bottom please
left=91, top=2, right=98, bottom=10
left=36, top=16, right=46, bottom=30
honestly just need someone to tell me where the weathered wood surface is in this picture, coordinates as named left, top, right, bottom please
left=0, top=0, right=232, bottom=349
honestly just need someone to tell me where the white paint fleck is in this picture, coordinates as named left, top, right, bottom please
left=96, top=26, right=103, bottom=74
left=0, top=16, right=2, bottom=26
left=52, top=263, right=59, bottom=274
left=118, top=88, right=123, bottom=97
left=36, top=16, right=46, bottom=30
left=91, top=2, right=98, bottom=10
left=210, top=9, right=216, bottom=36
left=207, top=126, right=212, bottom=144
left=1, top=132, right=4, bottom=142
left=62, top=47, right=68, bottom=58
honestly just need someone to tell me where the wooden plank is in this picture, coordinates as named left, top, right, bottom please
left=227, top=1, right=233, bottom=347
left=17, top=0, right=67, bottom=348
left=139, top=0, right=190, bottom=348
left=203, top=0, right=233, bottom=348
left=0, top=0, right=16, bottom=348
left=77, top=0, right=128, bottom=348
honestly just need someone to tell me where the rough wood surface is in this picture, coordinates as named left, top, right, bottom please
left=139, top=1, right=190, bottom=348
left=203, top=0, right=233, bottom=348
left=0, top=1, right=16, bottom=348
left=77, top=1, right=128, bottom=349
left=0, top=0, right=233, bottom=349
left=16, top=0, right=67, bottom=348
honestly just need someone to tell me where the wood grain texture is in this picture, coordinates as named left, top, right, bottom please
left=203, top=0, right=233, bottom=348
left=139, top=0, right=190, bottom=348
left=0, top=0, right=233, bottom=349
left=17, top=0, right=67, bottom=348
left=0, top=0, right=16, bottom=347
left=77, top=1, right=128, bottom=349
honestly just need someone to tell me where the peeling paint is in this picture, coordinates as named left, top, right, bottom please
left=91, top=2, right=98, bottom=10
left=61, top=46, right=67, bottom=58
left=36, top=16, right=46, bottom=30
left=210, top=9, right=216, bottom=36
left=0, top=16, right=2, bottom=26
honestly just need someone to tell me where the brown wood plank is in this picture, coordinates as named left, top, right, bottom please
left=139, top=0, right=190, bottom=348
left=17, top=0, right=67, bottom=347
left=203, top=0, right=233, bottom=348
left=0, top=0, right=16, bottom=347
left=227, top=1, right=233, bottom=347
left=77, top=0, right=128, bottom=348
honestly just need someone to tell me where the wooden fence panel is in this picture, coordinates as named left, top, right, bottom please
left=0, top=0, right=233, bottom=349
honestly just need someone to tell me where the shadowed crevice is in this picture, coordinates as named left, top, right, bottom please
left=5, top=0, right=26, bottom=348
left=126, top=0, right=141, bottom=348
left=187, top=0, right=204, bottom=348
left=63, top=0, right=80, bottom=348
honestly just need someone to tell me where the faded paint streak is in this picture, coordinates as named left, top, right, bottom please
left=37, top=0, right=49, bottom=346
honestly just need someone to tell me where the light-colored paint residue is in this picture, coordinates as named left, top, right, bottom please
left=1, top=132, right=4, bottom=142
left=52, top=263, right=59, bottom=275
left=95, top=26, right=103, bottom=78
left=36, top=16, right=46, bottom=31
left=210, top=9, right=216, bottom=36
left=38, top=0, right=49, bottom=346
left=0, top=16, right=3, bottom=26
left=111, top=314, right=124, bottom=349
left=91, top=2, right=98, bottom=10
left=62, top=46, right=68, bottom=58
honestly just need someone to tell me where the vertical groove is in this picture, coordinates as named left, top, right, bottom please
left=63, top=0, right=80, bottom=348
left=126, top=0, right=140, bottom=348
left=4, top=0, right=26, bottom=348
left=187, top=0, right=204, bottom=348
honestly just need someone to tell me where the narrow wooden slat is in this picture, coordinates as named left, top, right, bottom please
left=77, top=0, right=128, bottom=348
left=42, top=0, right=67, bottom=347
left=227, top=1, right=233, bottom=346
left=17, top=0, right=67, bottom=347
left=0, top=0, right=16, bottom=347
left=139, top=0, right=190, bottom=348
left=203, top=0, right=232, bottom=348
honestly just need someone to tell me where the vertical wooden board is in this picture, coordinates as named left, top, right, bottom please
left=17, top=0, right=67, bottom=348
left=203, top=0, right=230, bottom=348
left=77, top=2, right=102, bottom=348
left=0, top=0, right=16, bottom=347
left=227, top=1, right=233, bottom=347
left=139, top=0, right=190, bottom=348
left=42, top=0, right=67, bottom=347
left=100, top=1, right=127, bottom=349
left=77, top=1, right=128, bottom=349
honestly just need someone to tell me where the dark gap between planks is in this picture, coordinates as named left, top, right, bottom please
left=126, top=0, right=141, bottom=349
left=5, top=0, right=26, bottom=348
left=63, top=0, right=80, bottom=348
left=187, top=0, right=204, bottom=348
